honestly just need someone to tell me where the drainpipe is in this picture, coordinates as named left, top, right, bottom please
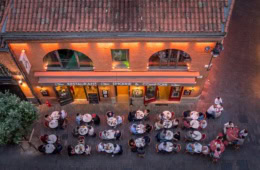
left=7, top=44, right=41, bottom=104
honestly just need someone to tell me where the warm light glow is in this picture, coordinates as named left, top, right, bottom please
left=97, top=43, right=114, bottom=48
left=41, top=43, right=60, bottom=50
left=195, top=42, right=215, bottom=47
left=170, top=42, right=189, bottom=48
left=9, top=43, right=28, bottom=50
left=18, top=79, right=23, bottom=85
left=146, top=42, right=164, bottom=48
left=70, top=43, right=88, bottom=48
left=121, top=42, right=139, bottom=48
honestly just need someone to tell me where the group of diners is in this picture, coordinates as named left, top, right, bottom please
left=95, top=111, right=123, bottom=157
left=206, top=97, right=224, bottom=119
left=68, top=136, right=91, bottom=156
left=72, top=125, right=96, bottom=137
left=182, top=110, right=208, bottom=130
left=154, top=110, right=182, bottom=154
left=128, top=109, right=153, bottom=157
left=38, top=134, right=63, bottom=154
left=44, top=110, right=68, bottom=129
left=75, top=113, right=100, bottom=125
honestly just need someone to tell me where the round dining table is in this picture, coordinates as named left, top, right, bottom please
left=51, top=111, right=60, bottom=120
left=45, top=143, right=55, bottom=154
left=75, top=144, right=85, bottom=154
left=190, top=120, right=200, bottom=129
left=165, top=130, right=174, bottom=140
left=194, top=142, right=202, bottom=153
left=104, top=143, right=114, bottom=153
left=107, top=117, right=117, bottom=127
left=210, top=139, right=225, bottom=153
left=135, top=137, right=145, bottom=148
left=82, top=113, right=92, bottom=123
left=162, top=110, right=172, bottom=120
left=47, top=134, right=57, bottom=144
left=136, top=110, right=145, bottom=119
left=226, top=127, right=239, bottom=141
left=49, top=120, right=58, bottom=129
left=79, top=126, right=89, bottom=136
left=191, top=131, right=202, bottom=141
left=190, top=111, right=199, bottom=120
left=102, top=130, right=115, bottom=139
left=136, top=124, right=145, bottom=134
left=165, top=142, right=174, bottom=152
left=163, top=120, right=173, bottom=129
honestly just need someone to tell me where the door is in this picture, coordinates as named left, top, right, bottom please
left=85, top=86, right=99, bottom=104
left=158, top=86, right=171, bottom=100
left=144, top=86, right=157, bottom=104
left=54, top=85, right=73, bottom=105
left=70, top=86, right=87, bottom=100
left=169, top=86, right=183, bottom=101
left=116, top=86, right=129, bottom=103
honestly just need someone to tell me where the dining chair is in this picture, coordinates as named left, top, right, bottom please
left=200, top=133, right=207, bottom=141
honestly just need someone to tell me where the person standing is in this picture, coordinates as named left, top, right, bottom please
left=214, top=97, right=223, bottom=106
left=76, top=113, right=82, bottom=125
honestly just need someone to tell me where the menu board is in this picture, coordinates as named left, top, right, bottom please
left=88, top=93, right=99, bottom=104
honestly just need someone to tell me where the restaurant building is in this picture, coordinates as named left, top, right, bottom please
left=0, top=0, right=235, bottom=105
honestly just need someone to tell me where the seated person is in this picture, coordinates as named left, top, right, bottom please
left=210, top=148, right=221, bottom=160
left=85, top=145, right=91, bottom=155
left=156, top=130, right=167, bottom=142
left=128, top=139, right=137, bottom=152
left=155, top=120, right=164, bottom=130
left=183, top=110, right=191, bottom=118
left=67, top=145, right=75, bottom=156
left=137, top=147, right=145, bottom=157
left=239, top=129, right=248, bottom=138
left=232, top=136, right=245, bottom=149
left=97, top=143, right=105, bottom=152
left=183, top=119, right=191, bottom=129
left=185, top=143, right=195, bottom=153
left=72, top=127, right=80, bottom=137
left=53, top=143, right=63, bottom=154
left=172, top=131, right=181, bottom=141
left=115, top=130, right=121, bottom=140
left=158, top=142, right=173, bottom=153
left=106, top=111, right=114, bottom=118
left=44, top=114, right=51, bottom=127
left=223, top=121, right=234, bottom=134
left=143, top=109, right=150, bottom=119
left=144, top=136, right=151, bottom=145
left=145, top=124, right=152, bottom=133
left=87, top=126, right=96, bottom=137
left=202, top=146, right=210, bottom=155
left=116, top=116, right=123, bottom=125
left=38, top=145, right=46, bottom=153
left=172, top=118, right=179, bottom=128
left=200, top=120, right=207, bottom=129
left=40, top=134, right=48, bottom=144
left=112, top=144, right=123, bottom=156
left=130, top=124, right=139, bottom=134
left=128, top=111, right=136, bottom=122
left=198, top=112, right=205, bottom=121
left=91, top=114, right=100, bottom=125
left=185, top=131, right=195, bottom=141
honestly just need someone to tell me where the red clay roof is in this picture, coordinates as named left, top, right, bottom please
left=0, top=0, right=9, bottom=28
left=3, top=0, right=233, bottom=33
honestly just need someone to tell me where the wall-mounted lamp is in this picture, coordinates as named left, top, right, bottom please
left=18, top=79, right=23, bottom=85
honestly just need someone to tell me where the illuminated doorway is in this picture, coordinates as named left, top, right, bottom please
left=158, top=86, right=171, bottom=100
left=116, top=86, right=129, bottom=103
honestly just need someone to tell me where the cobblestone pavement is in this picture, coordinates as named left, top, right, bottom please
left=1, top=0, right=260, bottom=169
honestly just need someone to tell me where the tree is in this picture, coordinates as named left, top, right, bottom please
left=0, top=91, right=38, bottom=144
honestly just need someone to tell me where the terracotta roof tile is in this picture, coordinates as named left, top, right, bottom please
left=2, top=0, right=234, bottom=33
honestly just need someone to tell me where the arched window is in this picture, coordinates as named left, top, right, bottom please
left=43, top=49, right=93, bottom=70
left=148, top=49, right=191, bottom=70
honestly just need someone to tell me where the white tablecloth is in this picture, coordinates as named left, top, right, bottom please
left=165, top=130, right=174, bottom=140
left=190, top=120, right=200, bottom=129
left=163, top=120, right=173, bottom=129
left=82, top=114, right=92, bottom=123
left=49, top=120, right=58, bottom=128
left=75, top=144, right=85, bottom=154
left=190, top=111, right=199, bottom=120
left=51, top=111, right=60, bottom=120
left=107, top=117, right=117, bottom=127
left=136, top=124, right=145, bottom=134
left=135, top=137, right=145, bottom=148
left=194, top=143, right=202, bottom=153
left=79, top=126, right=88, bottom=135
left=104, top=143, right=114, bottom=153
left=47, top=134, right=57, bottom=144
left=162, top=110, right=172, bottom=120
left=192, top=131, right=202, bottom=141
left=136, top=110, right=145, bottom=119
left=45, top=143, right=55, bottom=154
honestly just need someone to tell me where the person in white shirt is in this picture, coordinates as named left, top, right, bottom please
left=223, top=121, right=234, bottom=134
left=206, top=104, right=218, bottom=119
left=60, top=110, right=67, bottom=119
left=87, top=126, right=96, bottom=137
left=214, top=97, right=223, bottom=106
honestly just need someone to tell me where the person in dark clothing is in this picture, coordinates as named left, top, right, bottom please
left=53, top=144, right=63, bottom=154
left=173, top=131, right=181, bottom=141
left=128, top=111, right=136, bottom=122
left=144, top=136, right=151, bottom=145
left=115, top=130, right=121, bottom=140
left=67, top=145, right=75, bottom=156
left=106, top=111, right=114, bottom=118
left=38, top=145, right=45, bottom=153
left=91, top=114, right=100, bottom=125
left=137, top=147, right=145, bottom=158
left=183, top=110, right=191, bottom=118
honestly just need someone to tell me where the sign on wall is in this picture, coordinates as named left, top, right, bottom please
left=19, top=50, right=31, bottom=74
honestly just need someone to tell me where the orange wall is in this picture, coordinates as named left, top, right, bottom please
left=8, top=41, right=216, bottom=99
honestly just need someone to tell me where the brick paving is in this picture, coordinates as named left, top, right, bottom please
left=1, top=0, right=260, bottom=169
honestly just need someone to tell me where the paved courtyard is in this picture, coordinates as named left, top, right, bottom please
left=0, top=0, right=260, bottom=169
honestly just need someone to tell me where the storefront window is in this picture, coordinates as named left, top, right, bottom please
left=111, top=49, right=129, bottom=69
left=43, top=49, right=93, bottom=70
left=131, top=86, right=144, bottom=98
left=148, top=49, right=191, bottom=70
left=145, top=86, right=156, bottom=99
left=55, top=86, right=73, bottom=105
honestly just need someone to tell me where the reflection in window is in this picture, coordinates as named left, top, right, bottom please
left=111, top=49, right=129, bottom=69
left=149, top=49, right=191, bottom=69
left=43, top=49, right=93, bottom=70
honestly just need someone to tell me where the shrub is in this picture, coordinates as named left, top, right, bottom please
left=0, top=91, right=38, bottom=144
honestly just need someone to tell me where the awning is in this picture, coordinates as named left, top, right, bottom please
left=35, top=71, right=199, bottom=86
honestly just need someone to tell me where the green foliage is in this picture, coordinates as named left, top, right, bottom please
left=0, top=91, right=38, bottom=145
